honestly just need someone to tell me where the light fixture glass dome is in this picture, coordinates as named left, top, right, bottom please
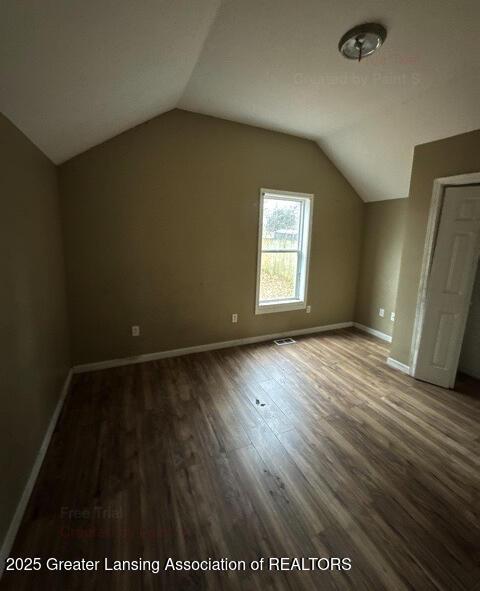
left=339, top=23, right=387, bottom=61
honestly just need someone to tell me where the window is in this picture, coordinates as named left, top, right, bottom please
left=255, top=189, right=313, bottom=314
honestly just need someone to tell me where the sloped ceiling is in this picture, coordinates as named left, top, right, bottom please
left=1, top=0, right=479, bottom=201
left=0, top=0, right=222, bottom=163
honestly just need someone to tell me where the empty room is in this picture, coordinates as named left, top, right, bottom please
left=1, top=1, right=479, bottom=590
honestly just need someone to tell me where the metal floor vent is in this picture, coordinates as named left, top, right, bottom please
left=274, top=337, right=296, bottom=346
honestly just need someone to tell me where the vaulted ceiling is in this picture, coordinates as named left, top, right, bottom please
left=1, top=0, right=479, bottom=201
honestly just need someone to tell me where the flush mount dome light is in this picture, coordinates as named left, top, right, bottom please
left=339, top=23, right=387, bottom=62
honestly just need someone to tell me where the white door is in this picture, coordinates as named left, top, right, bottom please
left=415, top=185, right=480, bottom=388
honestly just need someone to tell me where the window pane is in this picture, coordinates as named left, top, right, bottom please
left=259, top=252, right=298, bottom=301
left=262, top=198, right=301, bottom=250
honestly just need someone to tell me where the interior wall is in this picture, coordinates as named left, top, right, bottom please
left=390, top=129, right=480, bottom=365
left=459, top=264, right=480, bottom=379
left=59, top=109, right=364, bottom=365
left=354, top=198, right=407, bottom=337
left=0, top=113, right=70, bottom=550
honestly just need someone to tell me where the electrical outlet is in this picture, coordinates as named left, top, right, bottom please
left=306, top=305, right=311, bottom=314
left=232, top=313, right=238, bottom=323
left=131, top=325, right=140, bottom=337
left=390, top=311, right=396, bottom=321
left=379, top=308, right=385, bottom=318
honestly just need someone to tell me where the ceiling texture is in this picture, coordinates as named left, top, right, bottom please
left=1, top=0, right=479, bottom=201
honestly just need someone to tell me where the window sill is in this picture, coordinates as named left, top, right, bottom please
left=255, top=300, right=306, bottom=315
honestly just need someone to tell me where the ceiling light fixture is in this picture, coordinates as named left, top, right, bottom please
left=338, top=23, right=387, bottom=62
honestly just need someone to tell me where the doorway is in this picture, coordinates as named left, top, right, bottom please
left=411, top=179, right=480, bottom=388
left=455, top=262, right=480, bottom=395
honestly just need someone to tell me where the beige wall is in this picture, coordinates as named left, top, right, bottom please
left=354, top=199, right=407, bottom=337
left=0, top=114, right=70, bottom=548
left=59, top=109, right=363, bottom=364
left=390, top=129, right=480, bottom=365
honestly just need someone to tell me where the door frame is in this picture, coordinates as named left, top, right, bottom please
left=410, top=172, right=480, bottom=383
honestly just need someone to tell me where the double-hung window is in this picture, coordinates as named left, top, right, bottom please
left=255, top=189, right=313, bottom=314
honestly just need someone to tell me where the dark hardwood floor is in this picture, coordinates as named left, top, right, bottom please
left=1, top=328, right=479, bottom=591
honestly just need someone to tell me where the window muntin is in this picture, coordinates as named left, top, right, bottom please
left=256, top=189, right=313, bottom=314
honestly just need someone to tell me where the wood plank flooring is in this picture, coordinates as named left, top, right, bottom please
left=1, top=328, right=479, bottom=591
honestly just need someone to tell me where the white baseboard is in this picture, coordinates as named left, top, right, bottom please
left=353, top=322, right=392, bottom=343
left=387, top=357, right=411, bottom=375
left=0, top=368, right=73, bottom=579
left=73, top=321, right=354, bottom=373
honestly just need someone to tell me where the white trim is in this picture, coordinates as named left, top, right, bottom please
left=255, top=188, right=314, bottom=315
left=353, top=323, right=392, bottom=343
left=410, top=172, right=480, bottom=378
left=256, top=299, right=307, bottom=314
left=73, top=322, right=354, bottom=373
left=0, top=369, right=73, bottom=579
left=387, top=357, right=411, bottom=374
left=259, top=187, right=314, bottom=200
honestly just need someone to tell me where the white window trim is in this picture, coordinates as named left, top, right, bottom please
left=255, top=188, right=314, bottom=315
